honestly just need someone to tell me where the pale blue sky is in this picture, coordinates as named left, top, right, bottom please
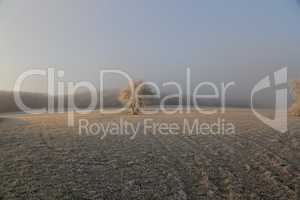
left=0, top=0, right=300, bottom=92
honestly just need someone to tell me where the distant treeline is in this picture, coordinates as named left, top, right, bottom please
left=0, top=90, right=121, bottom=113
left=0, top=89, right=251, bottom=114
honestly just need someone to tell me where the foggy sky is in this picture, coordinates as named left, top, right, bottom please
left=0, top=0, right=300, bottom=100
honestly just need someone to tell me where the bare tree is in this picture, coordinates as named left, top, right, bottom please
left=289, top=80, right=300, bottom=116
left=119, top=80, right=155, bottom=115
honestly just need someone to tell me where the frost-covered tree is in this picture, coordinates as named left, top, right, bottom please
left=119, top=81, right=155, bottom=115
left=289, top=80, right=300, bottom=116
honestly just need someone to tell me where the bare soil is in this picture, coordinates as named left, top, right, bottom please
left=0, top=109, right=299, bottom=200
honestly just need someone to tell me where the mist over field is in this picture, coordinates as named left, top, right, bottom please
left=0, top=86, right=284, bottom=114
